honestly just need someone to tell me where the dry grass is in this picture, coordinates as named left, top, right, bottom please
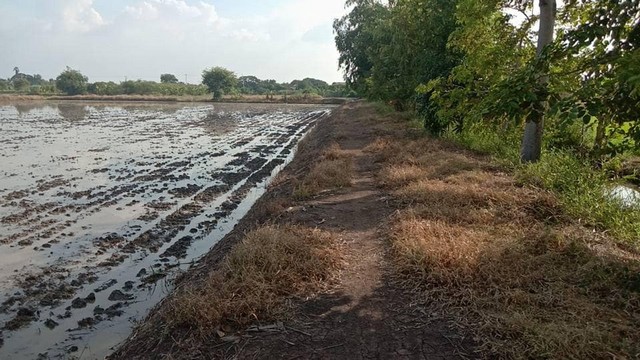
left=371, top=116, right=640, bottom=358
left=164, top=225, right=342, bottom=337
left=294, top=143, right=353, bottom=199
left=379, top=164, right=429, bottom=187
left=363, top=137, right=392, bottom=153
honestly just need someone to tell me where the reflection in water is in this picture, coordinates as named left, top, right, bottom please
left=10, top=101, right=185, bottom=121
left=57, top=103, right=89, bottom=121
left=13, top=102, right=54, bottom=116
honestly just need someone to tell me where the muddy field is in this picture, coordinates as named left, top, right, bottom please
left=0, top=101, right=332, bottom=359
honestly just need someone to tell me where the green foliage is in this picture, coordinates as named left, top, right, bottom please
left=516, top=150, right=640, bottom=245
left=121, top=80, right=155, bottom=95
left=160, top=73, right=179, bottom=84
left=237, top=75, right=351, bottom=97
left=12, top=78, right=30, bottom=92
left=0, top=79, right=10, bottom=91
left=27, top=84, right=56, bottom=95
left=238, top=76, right=273, bottom=94
left=85, top=80, right=207, bottom=97
left=202, top=67, right=238, bottom=100
left=333, top=0, right=386, bottom=95
left=334, top=0, right=460, bottom=109
left=55, top=67, right=88, bottom=95
left=447, top=126, right=640, bottom=247
left=88, top=81, right=122, bottom=95
left=426, top=0, right=640, bottom=158
left=444, top=123, right=521, bottom=162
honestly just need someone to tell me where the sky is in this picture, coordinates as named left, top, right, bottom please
left=0, top=0, right=349, bottom=84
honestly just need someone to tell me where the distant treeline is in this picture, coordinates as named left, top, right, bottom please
left=1, top=67, right=354, bottom=98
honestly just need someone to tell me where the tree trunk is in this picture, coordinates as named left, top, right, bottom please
left=520, top=0, right=556, bottom=163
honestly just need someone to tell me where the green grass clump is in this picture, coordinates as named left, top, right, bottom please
left=516, top=150, right=640, bottom=246
left=445, top=124, right=520, bottom=164
left=445, top=123, right=640, bottom=248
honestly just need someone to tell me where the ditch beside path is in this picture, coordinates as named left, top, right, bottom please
left=235, top=103, right=475, bottom=359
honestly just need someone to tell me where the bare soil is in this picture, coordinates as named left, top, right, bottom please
left=111, top=102, right=475, bottom=359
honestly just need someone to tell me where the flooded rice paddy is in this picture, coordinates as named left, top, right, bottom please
left=0, top=101, right=332, bottom=359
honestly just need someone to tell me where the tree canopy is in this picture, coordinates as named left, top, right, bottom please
left=160, top=73, right=179, bottom=84
left=202, top=67, right=238, bottom=100
left=335, top=0, right=640, bottom=161
left=55, top=67, right=88, bottom=95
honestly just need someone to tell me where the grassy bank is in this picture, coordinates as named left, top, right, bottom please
left=367, top=104, right=640, bottom=358
left=164, top=226, right=342, bottom=336
left=447, top=126, right=640, bottom=248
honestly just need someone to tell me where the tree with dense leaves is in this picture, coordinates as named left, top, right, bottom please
left=416, top=0, right=640, bottom=160
left=202, top=67, right=238, bottom=100
left=160, top=74, right=179, bottom=84
left=334, top=0, right=460, bottom=111
left=55, top=67, right=88, bottom=95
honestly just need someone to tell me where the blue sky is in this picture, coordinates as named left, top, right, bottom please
left=0, top=0, right=348, bottom=83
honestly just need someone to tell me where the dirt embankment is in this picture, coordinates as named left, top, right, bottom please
left=112, top=102, right=640, bottom=359
left=110, top=102, right=474, bottom=359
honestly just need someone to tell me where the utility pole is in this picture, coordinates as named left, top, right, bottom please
left=184, top=74, right=188, bottom=84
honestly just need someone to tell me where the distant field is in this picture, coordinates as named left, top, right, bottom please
left=0, top=93, right=351, bottom=105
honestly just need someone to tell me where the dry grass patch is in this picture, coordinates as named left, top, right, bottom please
left=294, top=144, right=353, bottom=199
left=164, top=225, right=342, bottom=337
left=379, top=164, right=429, bottom=187
left=363, top=137, right=392, bottom=154
left=391, top=213, right=491, bottom=285
left=375, top=129, right=640, bottom=358
left=391, top=217, right=640, bottom=358
left=394, top=179, right=520, bottom=209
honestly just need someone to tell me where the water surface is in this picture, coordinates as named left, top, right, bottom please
left=0, top=101, right=332, bottom=359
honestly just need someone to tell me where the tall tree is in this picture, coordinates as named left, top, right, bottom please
left=202, top=67, right=238, bottom=100
left=160, top=74, right=179, bottom=84
left=55, top=67, right=88, bottom=95
left=520, top=0, right=557, bottom=162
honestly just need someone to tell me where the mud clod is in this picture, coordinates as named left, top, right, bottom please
left=136, top=269, right=147, bottom=278
left=77, top=317, right=94, bottom=328
left=71, top=297, right=87, bottom=309
left=95, top=279, right=118, bottom=293
left=108, top=290, right=134, bottom=302
left=44, top=319, right=59, bottom=329
left=4, top=308, right=36, bottom=330
left=85, top=293, right=96, bottom=303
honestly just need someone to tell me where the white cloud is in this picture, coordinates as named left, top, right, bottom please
left=62, top=0, right=105, bottom=33
left=124, top=0, right=219, bottom=28
left=124, top=2, right=160, bottom=21
left=0, top=0, right=348, bottom=83
left=227, top=28, right=270, bottom=42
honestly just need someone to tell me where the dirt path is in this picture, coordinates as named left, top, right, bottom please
left=233, top=103, right=474, bottom=359
left=111, top=103, right=475, bottom=359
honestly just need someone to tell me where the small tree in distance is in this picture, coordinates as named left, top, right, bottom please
left=56, top=67, right=88, bottom=95
left=202, top=67, right=237, bottom=100
left=160, top=73, right=179, bottom=83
